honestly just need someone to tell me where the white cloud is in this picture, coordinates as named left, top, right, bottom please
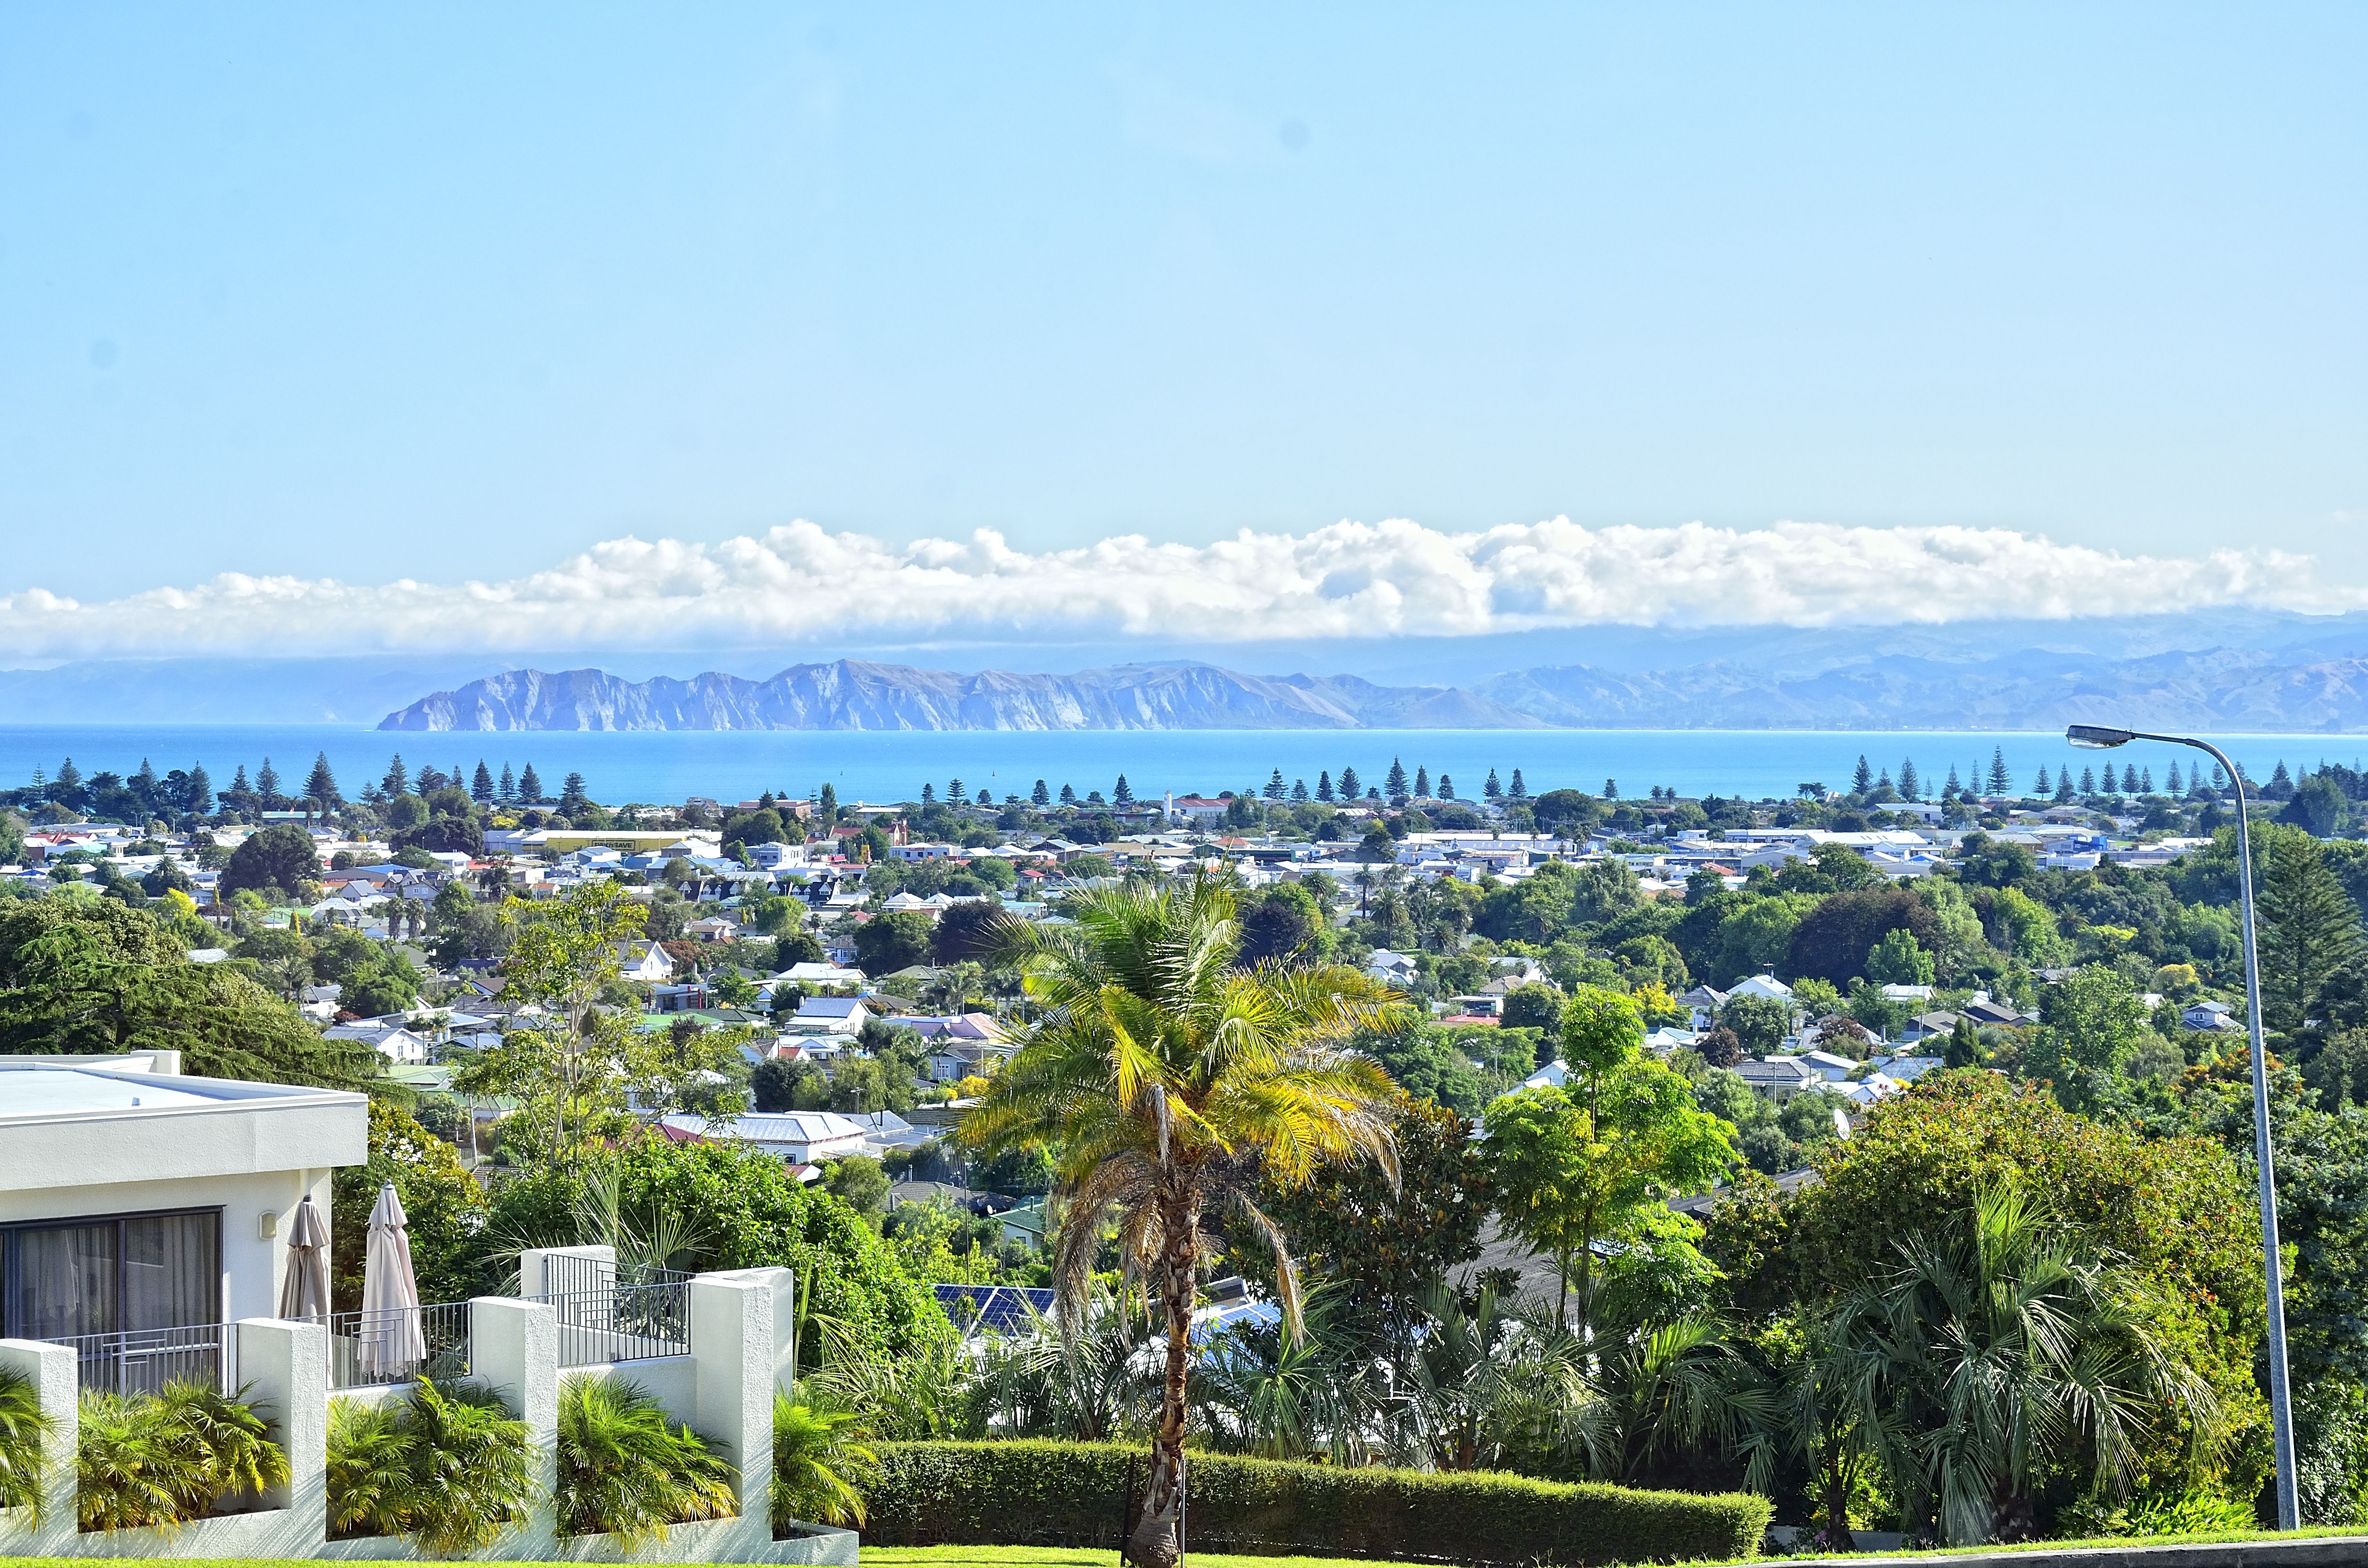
left=1, top=517, right=2359, bottom=659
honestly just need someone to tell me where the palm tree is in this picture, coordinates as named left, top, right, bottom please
left=1397, top=1282, right=1589, bottom=1473
left=966, top=875, right=1407, bottom=1568
left=1839, top=1183, right=2222, bottom=1545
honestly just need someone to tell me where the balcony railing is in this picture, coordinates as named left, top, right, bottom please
left=44, top=1323, right=225, bottom=1396
left=532, top=1262, right=693, bottom=1367
left=328, top=1300, right=473, bottom=1390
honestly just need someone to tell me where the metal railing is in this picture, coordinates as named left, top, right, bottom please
left=532, top=1263, right=693, bottom=1368
left=328, top=1300, right=473, bottom=1390
left=45, top=1323, right=225, bottom=1396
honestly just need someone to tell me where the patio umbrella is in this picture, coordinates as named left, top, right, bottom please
left=360, top=1183, right=429, bottom=1377
left=277, top=1195, right=331, bottom=1324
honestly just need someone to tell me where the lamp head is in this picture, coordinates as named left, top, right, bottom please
left=2066, top=725, right=2135, bottom=750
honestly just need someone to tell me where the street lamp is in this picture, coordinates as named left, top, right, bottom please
left=2065, top=724, right=2297, bottom=1529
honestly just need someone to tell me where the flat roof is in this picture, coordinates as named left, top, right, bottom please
left=3, top=1069, right=218, bottom=1117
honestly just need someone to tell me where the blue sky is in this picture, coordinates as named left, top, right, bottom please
left=2, top=3, right=2365, bottom=649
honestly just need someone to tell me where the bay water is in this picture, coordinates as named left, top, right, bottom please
left=2, top=725, right=2359, bottom=809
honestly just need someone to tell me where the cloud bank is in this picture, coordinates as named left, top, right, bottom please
left=4, top=517, right=2361, bottom=659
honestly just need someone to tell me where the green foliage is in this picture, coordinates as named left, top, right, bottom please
left=75, top=1381, right=290, bottom=1532
left=858, top=1439, right=1772, bottom=1566
left=479, top=1138, right=946, bottom=1362
left=773, top=1396, right=880, bottom=1531
left=325, top=1377, right=533, bottom=1555
left=2257, top=826, right=2363, bottom=1036
left=1248, top=1090, right=1492, bottom=1341
left=217, top=823, right=322, bottom=899
left=1862, top=925, right=1936, bottom=987
left=332, top=1099, right=488, bottom=1312
left=858, top=910, right=937, bottom=977
left=1719, top=993, right=1790, bottom=1054
left=555, top=1374, right=737, bottom=1544
left=0, top=896, right=382, bottom=1089
left=0, top=1363, right=56, bottom=1521
left=1786, top=887, right=1940, bottom=987
left=2025, top=964, right=2160, bottom=1112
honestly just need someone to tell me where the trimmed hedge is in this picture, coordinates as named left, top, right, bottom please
left=863, top=1440, right=1771, bottom=1567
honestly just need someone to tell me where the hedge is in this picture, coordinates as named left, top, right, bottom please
left=863, top=1440, right=1772, bottom=1567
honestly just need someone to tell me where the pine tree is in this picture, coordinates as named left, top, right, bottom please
left=230, top=764, right=250, bottom=796
left=257, top=757, right=281, bottom=804
left=498, top=762, right=516, bottom=802
left=977, top=787, right=992, bottom=806
left=2166, top=760, right=2183, bottom=795
left=1411, top=766, right=1429, bottom=799
left=519, top=763, right=543, bottom=802
left=1032, top=779, right=1050, bottom=806
left=1385, top=758, right=1410, bottom=799
left=1852, top=755, right=1875, bottom=794
left=559, top=772, right=590, bottom=813
left=1340, top=766, right=1362, bottom=799
left=472, top=760, right=495, bottom=803
left=1878, top=768, right=1892, bottom=792
left=1316, top=770, right=1334, bottom=802
left=1438, top=773, right=1455, bottom=800
left=382, top=754, right=408, bottom=796
left=1114, top=775, right=1135, bottom=807
left=2078, top=766, right=2096, bottom=796
left=2034, top=766, right=2050, bottom=797
left=1899, top=759, right=1919, bottom=800
left=2258, top=829, right=2364, bottom=1035
left=2213, top=763, right=2230, bottom=791
left=1603, top=778, right=1618, bottom=799
left=1988, top=747, right=2011, bottom=796
left=1291, top=778, right=1309, bottom=802
left=1481, top=768, right=1499, bottom=799
left=1945, top=764, right=1962, bottom=795
left=1060, top=783, right=1077, bottom=806
left=949, top=778, right=965, bottom=802
left=2055, top=772, right=2077, bottom=804
left=817, top=783, right=839, bottom=829
left=1508, top=769, right=1527, bottom=799
left=187, top=762, right=212, bottom=816
left=923, top=783, right=936, bottom=804
left=1263, top=770, right=1285, bottom=801
left=2139, top=765, right=2153, bottom=794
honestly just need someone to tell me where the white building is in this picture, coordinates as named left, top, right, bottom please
left=661, top=1110, right=869, bottom=1164
left=0, top=1052, right=365, bottom=1361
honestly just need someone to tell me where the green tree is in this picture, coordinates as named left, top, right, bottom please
left=1720, top=993, right=1791, bottom=1054
left=1237, top=883, right=1325, bottom=965
left=961, top=876, right=1406, bottom=1568
left=2023, top=964, right=2156, bottom=1111
left=332, top=1100, right=489, bottom=1310
left=219, top=823, right=322, bottom=900
left=2257, top=827, right=2363, bottom=1037
left=0, top=898, right=381, bottom=1088
left=1482, top=987, right=1735, bottom=1328
left=1863, top=926, right=1936, bottom=987
left=2282, top=775, right=2354, bottom=839
left=454, top=883, right=648, bottom=1156
left=855, top=910, right=936, bottom=977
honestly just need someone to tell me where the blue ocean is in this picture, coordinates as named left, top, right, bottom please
left=0, top=726, right=2356, bottom=808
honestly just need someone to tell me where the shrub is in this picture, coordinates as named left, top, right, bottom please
left=0, top=1365, right=56, bottom=1521
left=772, top=1395, right=878, bottom=1534
left=863, top=1440, right=1770, bottom=1566
left=555, top=1374, right=737, bottom=1546
left=76, top=1382, right=288, bottom=1533
left=326, top=1378, right=533, bottom=1556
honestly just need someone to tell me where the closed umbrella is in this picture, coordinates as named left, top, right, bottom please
left=277, top=1195, right=331, bottom=1324
left=360, top=1183, right=429, bottom=1377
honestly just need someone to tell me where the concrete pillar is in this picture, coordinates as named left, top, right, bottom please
left=0, top=1338, right=77, bottom=1556
left=519, top=1242, right=614, bottom=1299
left=691, top=1267, right=794, bottom=1555
left=235, top=1317, right=328, bottom=1535
left=471, top=1295, right=559, bottom=1552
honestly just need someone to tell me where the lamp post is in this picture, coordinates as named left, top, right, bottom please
left=2065, top=724, right=2297, bottom=1529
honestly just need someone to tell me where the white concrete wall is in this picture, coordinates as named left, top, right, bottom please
left=0, top=1270, right=851, bottom=1565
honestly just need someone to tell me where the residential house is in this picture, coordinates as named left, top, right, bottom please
left=1728, top=973, right=1795, bottom=1003
left=659, top=1109, right=869, bottom=1163
left=1797, top=1050, right=1860, bottom=1082
left=1736, top=1056, right=1824, bottom=1100
left=907, top=1012, right=1016, bottom=1084
left=1960, top=997, right=2028, bottom=1028
left=1899, top=1010, right=1963, bottom=1045
left=683, top=916, right=739, bottom=943
left=614, top=941, right=674, bottom=983
left=780, top=996, right=872, bottom=1038
left=323, top=1017, right=433, bottom=1066
left=1365, top=948, right=1420, bottom=988
left=2183, top=999, right=2243, bottom=1032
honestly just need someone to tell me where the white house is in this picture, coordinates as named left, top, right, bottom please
left=323, top=1017, right=433, bottom=1066
left=0, top=1052, right=365, bottom=1364
left=1365, top=948, right=1420, bottom=987
left=614, top=941, right=674, bottom=983
left=779, top=996, right=872, bottom=1037
left=661, top=1110, right=869, bottom=1164
left=1728, top=973, right=1794, bottom=1003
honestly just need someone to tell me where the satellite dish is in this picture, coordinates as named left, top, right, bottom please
left=1833, top=1106, right=1852, bottom=1140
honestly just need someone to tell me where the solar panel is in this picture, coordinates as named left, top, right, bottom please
left=931, top=1283, right=1056, bottom=1336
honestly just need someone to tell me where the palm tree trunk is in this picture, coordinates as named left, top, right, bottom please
left=1129, top=1194, right=1197, bottom=1568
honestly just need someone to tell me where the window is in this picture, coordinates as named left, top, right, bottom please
left=2, top=1208, right=222, bottom=1342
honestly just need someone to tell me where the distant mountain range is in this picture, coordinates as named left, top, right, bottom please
left=377, top=661, right=1547, bottom=732
left=376, top=645, right=2368, bottom=733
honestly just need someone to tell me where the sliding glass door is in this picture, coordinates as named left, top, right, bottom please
left=2, top=1208, right=222, bottom=1392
